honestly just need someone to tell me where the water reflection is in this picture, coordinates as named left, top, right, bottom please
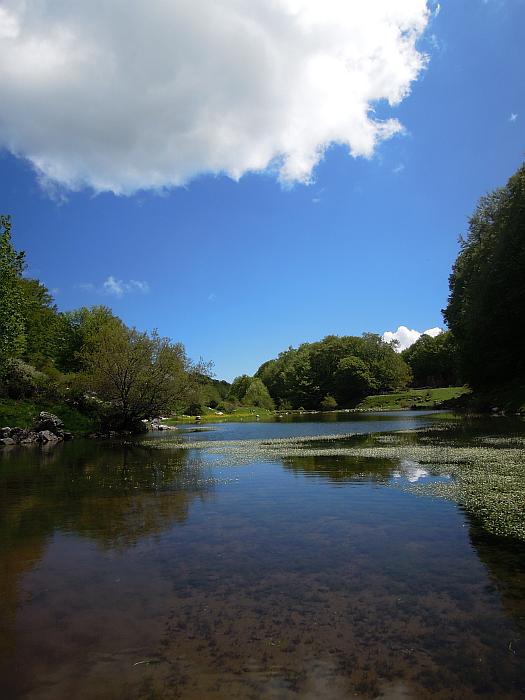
left=0, top=440, right=213, bottom=545
left=468, top=520, right=525, bottom=639
left=0, top=440, right=214, bottom=690
left=281, top=453, right=395, bottom=484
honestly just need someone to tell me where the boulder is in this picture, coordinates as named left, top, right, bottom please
left=62, top=431, right=74, bottom=441
left=37, top=430, right=61, bottom=443
left=20, top=432, right=38, bottom=445
left=35, top=411, right=64, bottom=432
left=0, top=437, right=16, bottom=446
left=1, top=427, right=11, bottom=438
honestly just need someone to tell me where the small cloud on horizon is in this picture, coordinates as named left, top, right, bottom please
left=382, top=325, right=443, bottom=351
left=77, top=276, right=150, bottom=298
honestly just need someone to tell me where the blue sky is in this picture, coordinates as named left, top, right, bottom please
left=1, top=0, right=524, bottom=381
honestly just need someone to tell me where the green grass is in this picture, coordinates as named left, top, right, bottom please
left=0, top=398, right=96, bottom=435
left=165, top=405, right=276, bottom=424
left=356, top=386, right=470, bottom=411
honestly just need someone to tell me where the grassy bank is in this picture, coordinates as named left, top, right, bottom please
left=356, top=386, right=469, bottom=411
left=165, top=406, right=275, bottom=424
left=0, top=398, right=96, bottom=435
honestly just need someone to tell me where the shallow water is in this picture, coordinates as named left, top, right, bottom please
left=1, top=412, right=525, bottom=699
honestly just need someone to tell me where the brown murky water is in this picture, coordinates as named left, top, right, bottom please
left=1, top=413, right=524, bottom=699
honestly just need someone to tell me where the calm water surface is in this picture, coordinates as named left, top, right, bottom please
left=1, top=411, right=524, bottom=699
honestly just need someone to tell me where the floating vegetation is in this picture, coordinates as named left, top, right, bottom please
left=475, top=436, right=525, bottom=447
left=145, top=425, right=525, bottom=542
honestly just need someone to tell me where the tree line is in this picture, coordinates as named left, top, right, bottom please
left=0, top=215, right=216, bottom=431
left=254, top=333, right=412, bottom=410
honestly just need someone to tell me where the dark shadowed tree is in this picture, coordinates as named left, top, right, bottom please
left=402, top=331, right=461, bottom=388
left=443, top=161, right=525, bottom=392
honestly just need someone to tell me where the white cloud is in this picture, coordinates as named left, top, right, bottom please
left=509, top=113, right=518, bottom=122
left=79, top=276, right=150, bottom=298
left=392, top=163, right=405, bottom=174
left=382, top=325, right=442, bottom=351
left=0, top=1, right=430, bottom=194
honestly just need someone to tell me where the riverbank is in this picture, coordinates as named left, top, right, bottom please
left=164, top=387, right=470, bottom=424
left=355, top=386, right=469, bottom=411
left=0, top=386, right=476, bottom=439
left=0, top=399, right=96, bottom=435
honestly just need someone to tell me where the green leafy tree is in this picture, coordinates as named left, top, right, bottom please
left=19, top=278, right=62, bottom=370
left=320, top=394, right=338, bottom=411
left=57, top=305, right=119, bottom=373
left=0, top=216, right=26, bottom=374
left=334, top=355, right=375, bottom=404
left=83, top=320, right=196, bottom=431
left=243, top=378, right=274, bottom=409
left=443, top=161, right=525, bottom=392
left=228, top=374, right=252, bottom=403
left=256, top=333, right=410, bottom=409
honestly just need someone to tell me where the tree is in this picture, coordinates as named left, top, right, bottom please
left=334, top=355, right=375, bottom=404
left=19, top=278, right=62, bottom=370
left=255, top=333, right=411, bottom=409
left=228, top=374, right=252, bottom=403
left=57, top=305, right=119, bottom=373
left=402, top=331, right=460, bottom=387
left=443, top=161, right=525, bottom=392
left=83, top=320, right=196, bottom=431
left=243, top=378, right=274, bottom=410
left=0, top=216, right=26, bottom=374
left=320, top=394, right=338, bottom=411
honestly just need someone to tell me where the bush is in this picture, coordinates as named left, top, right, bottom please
left=0, top=359, right=51, bottom=399
left=320, top=394, right=338, bottom=411
left=186, top=402, right=203, bottom=416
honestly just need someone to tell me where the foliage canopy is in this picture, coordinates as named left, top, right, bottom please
left=443, top=161, right=525, bottom=393
left=256, top=334, right=411, bottom=409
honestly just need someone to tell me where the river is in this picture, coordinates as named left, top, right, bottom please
left=1, top=411, right=524, bottom=699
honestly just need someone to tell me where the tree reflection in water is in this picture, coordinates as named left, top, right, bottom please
left=0, top=440, right=213, bottom=672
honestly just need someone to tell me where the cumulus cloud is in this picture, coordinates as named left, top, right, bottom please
left=382, top=325, right=442, bottom=351
left=0, top=1, right=430, bottom=194
left=79, top=276, right=150, bottom=298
